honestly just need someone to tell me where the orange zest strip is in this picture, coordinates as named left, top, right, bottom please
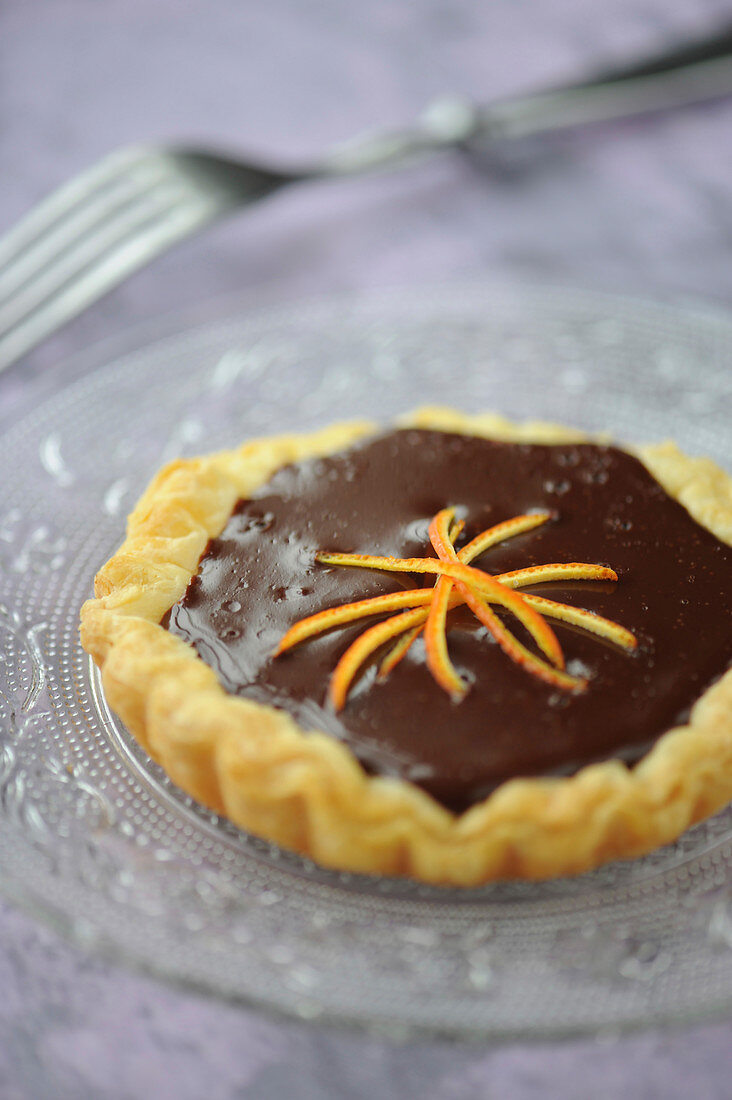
left=423, top=509, right=467, bottom=699
left=430, top=507, right=567, bottom=676
left=440, top=550, right=567, bottom=671
left=495, top=563, right=618, bottom=587
left=460, top=590, right=586, bottom=691
left=316, top=551, right=446, bottom=573
left=459, top=511, right=552, bottom=564
left=279, top=507, right=636, bottom=707
left=425, top=575, right=467, bottom=700
left=518, top=594, right=637, bottom=651
left=448, top=517, right=465, bottom=542
left=274, top=588, right=431, bottom=655
left=376, top=517, right=472, bottom=676
left=378, top=622, right=424, bottom=678
left=321, top=553, right=566, bottom=669
left=316, top=551, right=566, bottom=664
left=369, top=591, right=637, bottom=657
left=329, top=607, right=429, bottom=711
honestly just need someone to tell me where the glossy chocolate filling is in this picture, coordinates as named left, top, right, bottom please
left=167, top=430, right=731, bottom=812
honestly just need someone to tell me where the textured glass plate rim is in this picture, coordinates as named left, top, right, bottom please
left=3, top=845, right=732, bottom=1049
left=7, top=278, right=732, bottom=432
left=0, top=280, right=731, bottom=1043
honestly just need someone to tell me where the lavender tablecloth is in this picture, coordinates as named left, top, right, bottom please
left=1, top=1, right=731, bottom=1096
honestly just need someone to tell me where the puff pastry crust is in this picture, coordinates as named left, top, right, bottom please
left=80, top=409, right=732, bottom=885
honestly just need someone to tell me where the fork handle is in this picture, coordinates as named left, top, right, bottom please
left=3, top=27, right=732, bottom=374
left=321, top=25, right=732, bottom=174
left=565, top=26, right=732, bottom=87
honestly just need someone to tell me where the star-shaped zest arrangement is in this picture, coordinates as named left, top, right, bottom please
left=274, top=508, right=637, bottom=710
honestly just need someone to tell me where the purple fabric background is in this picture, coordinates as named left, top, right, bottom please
left=1, top=1, right=731, bottom=1096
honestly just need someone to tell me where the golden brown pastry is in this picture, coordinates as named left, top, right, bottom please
left=80, top=409, right=732, bottom=885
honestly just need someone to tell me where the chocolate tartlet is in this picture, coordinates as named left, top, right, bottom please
left=80, top=409, right=732, bottom=884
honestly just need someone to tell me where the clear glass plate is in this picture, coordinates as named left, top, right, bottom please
left=1, top=283, right=731, bottom=1042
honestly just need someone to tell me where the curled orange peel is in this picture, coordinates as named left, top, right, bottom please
left=329, top=607, right=428, bottom=711
left=425, top=574, right=467, bottom=700
left=496, top=563, right=618, bottom=587
left=448, top=517, right=465, bottom=542
left=317, top=553, right=547, bottom=656
left=318, top=550, right=565, bottom=669
left=378, top=624, right=422, bottom=678
left=274, top=587, right=431, bottom=655
left=275, top=506, right=637, bottom=710
left=428, top=508, right=580, bottom=692
left=423, top=510, right=465, bottom=699
left=459, top=511, right=552, bottom=562
left=517, top=593, right=637, bottom=651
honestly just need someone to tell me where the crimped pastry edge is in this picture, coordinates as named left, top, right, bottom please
left=79, top=408, right=732, bottom=885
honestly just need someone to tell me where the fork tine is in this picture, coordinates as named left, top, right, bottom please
left=0, top=147, right=153, bottom=269
left=0, top=195, right=223, bottom=373
left=0, top=179, right=203, bottom=333
left=0, top=158, right=176, bottom=299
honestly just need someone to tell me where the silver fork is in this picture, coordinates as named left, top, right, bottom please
left=2, top=26, right=732, bottom=374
